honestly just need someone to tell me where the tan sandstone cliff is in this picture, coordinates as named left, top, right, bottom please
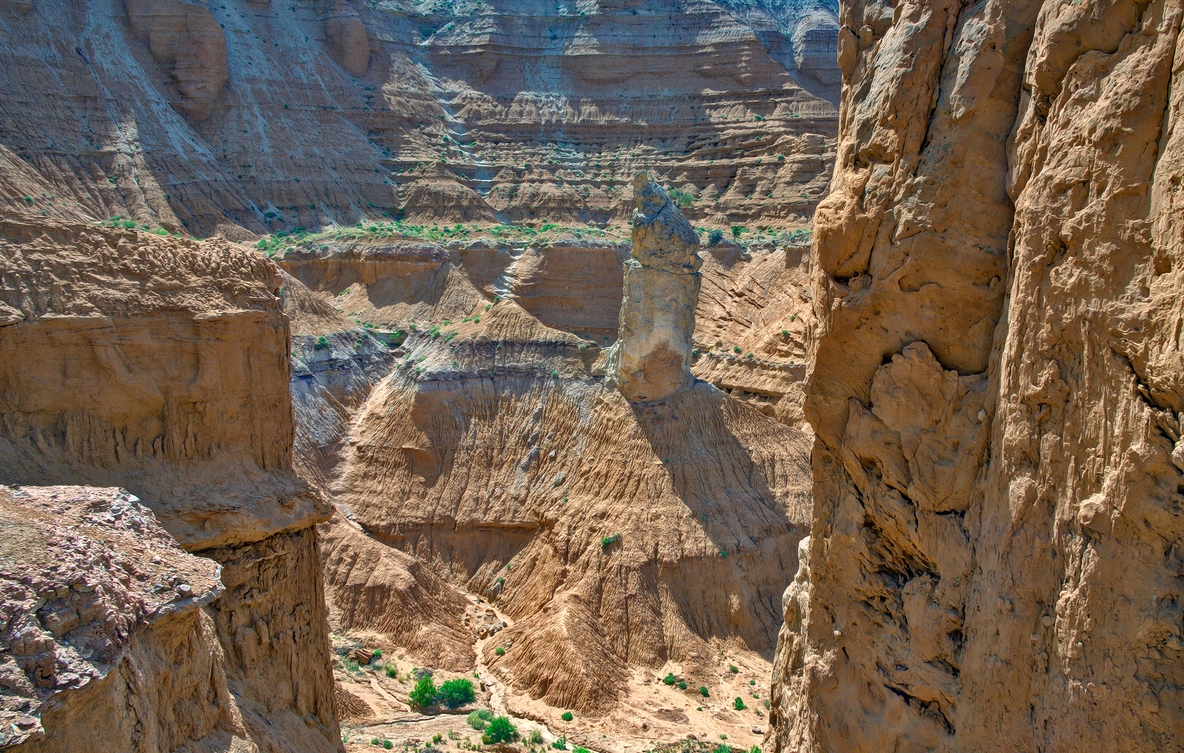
left=0, top=220, right=342, bottom=751
left=767, top=0, right=1184, bottom=750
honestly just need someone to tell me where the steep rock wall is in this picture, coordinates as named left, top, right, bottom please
left=769, top=0, right=1184, bottom=751
left=0, top=221, right=342, bottom=752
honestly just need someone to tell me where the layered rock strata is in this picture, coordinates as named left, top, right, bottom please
left=0, top=220, right=341, bottom=752
left=768, top=0, right=1184, bottom=750
left=613, top=174, right=703, bottom=402
left=0, top=0, right=837, bottom=235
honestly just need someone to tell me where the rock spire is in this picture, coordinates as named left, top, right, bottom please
left=612, top=173, right=703, bottom=402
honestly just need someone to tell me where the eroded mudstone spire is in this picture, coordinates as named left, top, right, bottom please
left=612, top=173, right=703, bottom=402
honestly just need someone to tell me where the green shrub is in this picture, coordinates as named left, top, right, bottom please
left=699, top=686, right=709, bottom=697
left=371, top=740, right=380, bottom=746
left=482, top=716, right=518, bottom=744
left=315, top=335, right=329, bottom=350
left=678, top=681, right=687, bottom=690
left=663, top=673, right=677, bottom=686
left=385, top=664, right=397, bottom=678
left=601, top=533, right=621, bottom=549
left=433, top=733, right=444, bottom=744
left=529, top=729, right=544, bottom=745
left=764, top=699, right=770, bottom=709
left=384, top=742, right=393, bottom=750
left=409, top=676, right=438, bottom=710
left=731, top=226, right=746, bottom=239
left=749, top=679, right=756, bottom=685
left=440, top=678, right=476, bottom=708
left=708, top=228, right=724, bottom=246
left=729, top=665, right=739, bottom=674
left=733, top=697, right=747, bottom=710
left=467, top=709, right=494, bottom=730
left=551, top=735, right=568, bottom=750
left=495, top=647, right=506, bottom=656
left=573, top=747, right=590, bottom=753
left=561, top=711, right=573, bottom=721
left=714, top=746, right=730, bottom=753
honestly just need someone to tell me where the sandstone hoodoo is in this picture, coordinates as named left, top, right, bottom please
left=613, top=174, right=703, bottom=402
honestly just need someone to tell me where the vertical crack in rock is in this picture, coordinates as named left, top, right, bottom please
left=612, top=173, right=703, bottom=403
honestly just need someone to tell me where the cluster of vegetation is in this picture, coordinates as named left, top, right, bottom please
left=99, top=216, right=179, bottom=238
left=481, top=716, right=519, bottom=745
left=409, top=676, right=477, bottom=710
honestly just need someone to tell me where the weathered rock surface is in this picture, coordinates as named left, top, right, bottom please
left=0, top=485, right=226, bottom=750
left=0, top=0, right=837, bottom=235
left=124, top=0, right=229, bottom=121
left=613, top=174, right=703, bottom=402
left=0, top=222, right=342, bottom=752
left=768, top=0, right=1184, bottom=750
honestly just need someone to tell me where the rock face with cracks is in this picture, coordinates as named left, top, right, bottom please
left=767, top=0, right=1184, bottom=751
left=0, top=221, right=342, bottom=752
left=613, top=174, right=703, bottom=403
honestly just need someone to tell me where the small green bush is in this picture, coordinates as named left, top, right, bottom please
left=663, top=673, right=677, bottom=686
left=384, top=742, right=393, bottom=750
left=708, top=228, right=724, bottom=246
left=699, top=686, right=709, bottom=697
left=601, top=533, right=621, bottom=549
left=529, top=729, right=544, bottom=745
left=467, top=709, right=494, bottom=730
left=315, top=335, right=329, bottom=350
left=409, top=676, right=438, bottom=710
left=733, top=346, right=742, bottom=354
left=714, top=746, right=730, bottom=753
left=730, top=665, right=739, bottom=674
left=482, top=716, right=519, bottom=745
left=678, top=681, right=687, bottom=690
left=439, top=678, right=476, bottom=708
left=385, top=664, right=397, bottom=678
left=371, top=739, right=380, bottom=746
left=551, top=735, right=568, bottom=750
left=749, top=679, right=756, bottom=685
left=561, top=711, right=573, bottom=722
left=495, top=647, right=506, bottom=656
left=733, top=697, right=747, bottom=711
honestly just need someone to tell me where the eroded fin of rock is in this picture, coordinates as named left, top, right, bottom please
left=612, top=173, right=703, bottom=402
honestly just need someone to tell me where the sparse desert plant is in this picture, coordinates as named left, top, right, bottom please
left=385, top=664, right=397, bottom=678
left=708, top=228, right=724, bottom=245
left=440, top=678, right=476, bottom=709
left=561, top=711, right=573, bottom=721
left=384, top=742, right=393, bottom=750
left=601, top=533, right=621, bottom=549
left=529, top=729, right=544, bottom=745
left=663, top=673, right=677, bottom=686
left=731, top=225, right=745, bottom=239
left=467, top=709, right=494, bottom=730
left=433, top=733, right=444, bottom=744
left=551, top=735, right=568, bottom=750
left=678, top=681, right=687, bottom=690
left=730, top=665, right=739, bottom=674
left=314, top=335, right=329, bottom=350
left=482, top=716, right=519, bottom=745
left=409, top=676, right=438, bottom=710
left=733, top=697, right=747, bottom=710
left=699, top=686, right=709, bottom=697
left=495, top=647, right=506, bottom=656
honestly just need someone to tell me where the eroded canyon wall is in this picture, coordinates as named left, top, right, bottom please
left=0, top=221, right=341, bottom=751
left=0, top=0, right=837, bottom=235
left=768, top=0, right=1184, bottom=751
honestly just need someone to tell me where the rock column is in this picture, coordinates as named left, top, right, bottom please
left=612, top=173, right=702, bottom=402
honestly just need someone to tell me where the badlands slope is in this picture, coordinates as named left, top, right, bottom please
left=0, top=0, right=837, bottom=236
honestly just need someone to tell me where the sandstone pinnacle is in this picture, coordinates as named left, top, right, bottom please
left=612, top=173, right=703, bottom=402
